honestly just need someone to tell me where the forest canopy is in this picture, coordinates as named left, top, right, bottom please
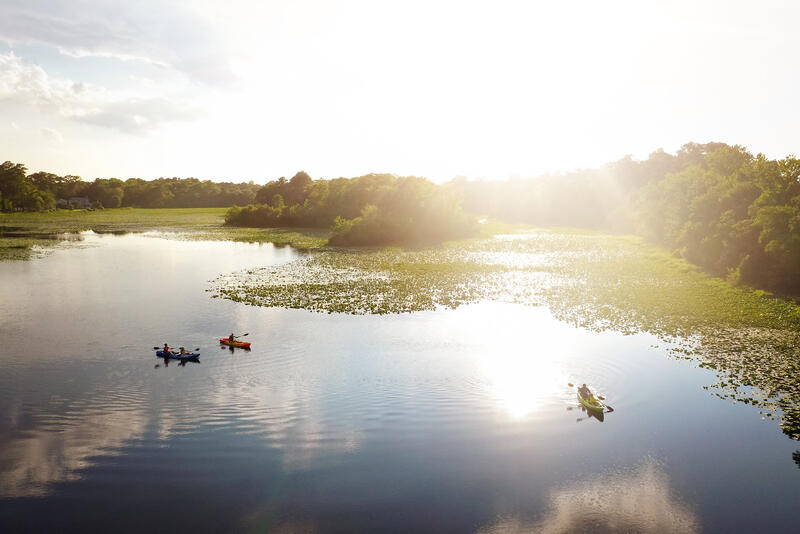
left=0, top=164, right=259, bottom=211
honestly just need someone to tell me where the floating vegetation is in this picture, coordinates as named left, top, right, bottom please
left=179, top=227, right=329, bottom=250
left=211, top=229, right=800, bottom=440
left=214, top=253, right=499, bottom=314
left=0, top=234, right=88, bottom=261
left=0, top=237, right=51, bottom=261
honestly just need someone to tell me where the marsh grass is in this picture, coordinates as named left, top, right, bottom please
left=0, top=208, right=327, bottom=258
left=185, top=227, right=329, bottom=249
left=211, top=228, right=800, bottom=439
left=0, top=207, right=228, bottom=232
left=0, top=237, right=51, bottom=260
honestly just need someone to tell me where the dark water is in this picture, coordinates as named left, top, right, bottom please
left=0, top=233, right=798, bottom=533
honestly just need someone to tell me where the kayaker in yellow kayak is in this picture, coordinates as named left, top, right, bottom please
left=578, top=383, right=591, bottom=398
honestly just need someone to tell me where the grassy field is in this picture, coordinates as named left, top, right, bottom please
left=0, top=207, right=228, bottom=233
left=0, top=208, right=329, bottom=258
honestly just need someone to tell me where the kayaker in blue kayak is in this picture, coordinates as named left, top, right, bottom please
left=179, top=347, right=189, bottom=355
left=162, top=343, right=172, bottom=355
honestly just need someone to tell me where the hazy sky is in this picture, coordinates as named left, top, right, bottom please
left=1, top=0, right=798, bottom=183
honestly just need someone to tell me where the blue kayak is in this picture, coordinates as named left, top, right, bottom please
left=156, top=350, right=199, bottom=360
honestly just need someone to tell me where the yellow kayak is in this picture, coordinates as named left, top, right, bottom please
left=577, top=391, right=605, bottom=412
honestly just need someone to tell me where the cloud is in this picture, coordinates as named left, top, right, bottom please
left=40, top=127, right=64, bottom=143
left=476, top=459, right=699, bottom=534
left=0, top=52, right=199, bottom=133
left=77, top=97, right=200, bottom=133
left=0, top=404, right=149, bottom=498
left=0, top=0, right=234, bottom=85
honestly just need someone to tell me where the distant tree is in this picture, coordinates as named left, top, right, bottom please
left=87, top=178, right=124, bottom=208
left=17, top=182, right=55, bottom=211
left=54, top=175, right=86, bottom=199
left=270, top=194, right=286, bottom=210
left=285, top=171, right=312, bottom=205
left=0, top=161, right=28, bottom=211
left=27, top=171, right=61, bottom=192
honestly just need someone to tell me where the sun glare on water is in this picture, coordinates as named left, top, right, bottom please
left=458, top=303, right=573, bottom=419
left=481, top=347, right=568, bottom=419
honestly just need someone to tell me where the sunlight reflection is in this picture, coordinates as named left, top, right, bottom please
left=465, top=303, right=573, bottom=419
left=480, top=350, right=567, bottom=419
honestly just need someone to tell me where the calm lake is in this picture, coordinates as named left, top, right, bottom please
left=0, top=232, right=798, bottom=533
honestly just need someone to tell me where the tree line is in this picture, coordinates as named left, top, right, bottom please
left=452, top=142, right=800, bottom=296
left=0, top=162, right=260, bottom=210
left=225, top=172, right=476, bottom=245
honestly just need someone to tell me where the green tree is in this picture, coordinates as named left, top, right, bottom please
left=27, top=171, right=61, bottom=192
left=0, top=161, right=27, bottom=211
left=17, top=182, right=55, bottom=211
left=87, top=178, right=124, bottom=208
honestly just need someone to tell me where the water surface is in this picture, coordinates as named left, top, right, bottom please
left=0, top=232, right=797, bottom=532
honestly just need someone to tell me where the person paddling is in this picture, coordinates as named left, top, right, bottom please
left=163, top=343, right=172, bottom=355
left=228, top=333, right=236, bottom=343
left=578, top=383, right=591, bottom=399
left=179, top=346, right=189, bottom=355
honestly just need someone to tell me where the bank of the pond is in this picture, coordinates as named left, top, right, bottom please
left=211, top=229, right=800, bottom=440
left=0, top=208, right=329, bottom=259
left=0, top=207, right=228, bottom=232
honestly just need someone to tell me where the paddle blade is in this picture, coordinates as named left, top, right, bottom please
left=567, top=382, right=574, bottom=388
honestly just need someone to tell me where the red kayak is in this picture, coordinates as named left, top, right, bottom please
left=219, top=338, right=251, bottom=348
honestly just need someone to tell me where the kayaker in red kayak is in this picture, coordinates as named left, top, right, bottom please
left=219, top=334, right=250, bottom=349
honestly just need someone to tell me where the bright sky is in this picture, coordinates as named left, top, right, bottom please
left=0, top=0, right=798, bottom=183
